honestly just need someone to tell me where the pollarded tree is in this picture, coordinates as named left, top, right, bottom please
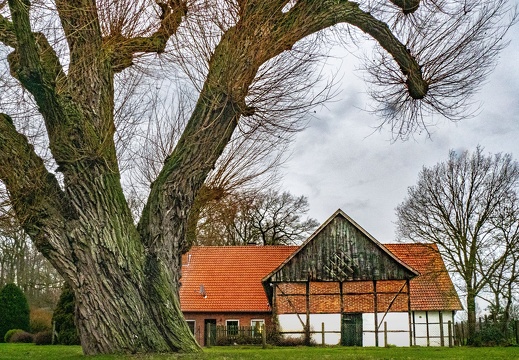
left=0, top=0, right=515, bottom=355
left=395, top=147, right=519, bottom=341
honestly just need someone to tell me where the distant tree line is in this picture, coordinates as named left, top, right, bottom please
left=195, top=189, right=319, bottom=246
left=0, top=209, right=61, bottom=308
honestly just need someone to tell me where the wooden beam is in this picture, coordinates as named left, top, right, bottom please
left=407, top=279, right=413, bottom=346
left=305, top=280, right=311, bottom=345
left=377, top=281, right=407, bottom=329
left=273, top=283, right=306, bottom=329
left=340, top=281, right=344, bottom=314
left=439, top=311, right=444, bottom=347
left=426, top=311, right=430, bottom=346
left=373, top=280, right=379, bottom=347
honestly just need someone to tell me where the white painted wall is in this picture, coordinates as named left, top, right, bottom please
left=277, top=313, right=305, bottom=340
left=277, top=313, right=342, bottom=345
left=309, top=314, right=342, bottom=345
left=277, top=311, right=454, bottom=347
left=413, top=311, right=454, bottom=346
left=362, top=312, right=410, bottom=347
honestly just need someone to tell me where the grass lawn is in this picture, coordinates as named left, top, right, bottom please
left=0, top=344, right=517, bottom=360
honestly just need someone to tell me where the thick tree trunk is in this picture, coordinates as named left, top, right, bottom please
left=466, top=288, right=477, bottom=343
left=61, top=165, right=200, bottom=354
left=73, top=252, right=198, bottom=354
left=1, top=0, right=436, bottom=355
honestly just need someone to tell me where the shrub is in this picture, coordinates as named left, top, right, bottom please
left=30, top=308, right=53, bottom=333
left=34, top=331, right=53, bottom=345
left=52, top=283, right=80, bottom=345
left=215, top=337, right=233, bottom=346
left=275, top=335, right=309, bottom=347
left=4, top=329, right=24, bottom=343
left=9, top=331, right=34, bottom=343
left=0, top=284, right=30, bottom=342
left=266, top=329, right=281, bottom=344
left=472, top=325, right=506, bottom=347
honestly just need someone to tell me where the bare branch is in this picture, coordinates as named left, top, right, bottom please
left=104, top=0, right=188, bottom=72
left=0, top=13, right=16, bottom=47
left=396, top=146, right=519, bottom=338
left=364, top=0, right=517, bottom=139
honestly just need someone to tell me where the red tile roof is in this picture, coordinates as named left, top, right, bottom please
left=180, top=246, right=298, bottom=312
left=385, top=243, right=463, bottom=311
left=180, top=243, right=462, bottom=313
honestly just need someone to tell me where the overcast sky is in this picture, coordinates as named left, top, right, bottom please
left=281, top=8, right=519, bottom=243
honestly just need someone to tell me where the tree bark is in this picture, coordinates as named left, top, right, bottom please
left=466, top=287, right=477, bottom=343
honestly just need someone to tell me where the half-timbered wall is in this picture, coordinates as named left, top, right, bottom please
left=275, top=280, right=410, bottom=314
left=265, top=211, right=417, bottom=347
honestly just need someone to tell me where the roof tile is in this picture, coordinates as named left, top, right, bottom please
left=180, top=246, right=298, bottom=312
left=180, top=243, right=462, bottom=313
left=385, top=243, right=463, bottom=311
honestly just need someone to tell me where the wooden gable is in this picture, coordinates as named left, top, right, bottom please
left=264, top=209, right=418, bottom=283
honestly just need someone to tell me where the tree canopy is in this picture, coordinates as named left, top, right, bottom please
left=396, top=146, right=519, bottom=341
left=196, top=190, right=319, bottom=245
left=0, top=0, right=515, bottom=355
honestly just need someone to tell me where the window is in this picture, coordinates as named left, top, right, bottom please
left=186, top=320, right=195, bottom=335
left=251, top=319, right=265, bottom=336
left=226, top=320, right=239, bottom=336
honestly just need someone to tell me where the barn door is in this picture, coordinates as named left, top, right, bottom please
left=341, top=313, right=363, bottom=346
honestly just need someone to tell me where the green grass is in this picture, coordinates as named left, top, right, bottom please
left=0, top=344, right=518, bottom=360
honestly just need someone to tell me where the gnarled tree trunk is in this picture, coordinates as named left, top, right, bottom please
left=3, top=0, right=507, bottom=355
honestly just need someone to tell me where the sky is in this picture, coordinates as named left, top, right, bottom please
left=281, top=7, right=519, bottom=243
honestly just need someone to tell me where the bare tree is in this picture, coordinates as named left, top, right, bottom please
left=196, top=189, right=319, bottom=245
left=483, top=195, right=519, bottom=334
left=396, top=147, right=519, bottom=341
left=0, top=0, right=515, bottom=355
left=0, top=204, right=62, bottom=308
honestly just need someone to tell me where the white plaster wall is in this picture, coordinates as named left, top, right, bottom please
left=362, top=312, right=411, bottom=347
left=278, top=311, right=455, bottom=347
left=277, top=314, right=341, bottom=345
left=277, top=314, right=305, bottom=339
left=413, top=311, right=454, bottom=346
left=309, top=314, right=341, bottom=345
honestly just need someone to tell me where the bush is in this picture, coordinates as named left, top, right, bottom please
left=0, top=284, right=30, bottom=342
left=4, top=329, right=24, bottom=343
left=30, top=308, right=53, bottom=333
left=472, top=325, right=507, bottom=347
left=34, top=331, right=53, bottom=345
left=52, top=283, right=80, bottom=345
left=275, top=335, right=310, bottom=347
left=9, top=331, right=34, bottom=343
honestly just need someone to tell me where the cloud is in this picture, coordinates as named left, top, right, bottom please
left=282, top=21, right=519, bottom=242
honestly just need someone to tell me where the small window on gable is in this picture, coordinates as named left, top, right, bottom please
left=186, top=320, right=195, bottom=335
left=226, top=320, right=239, bottom=336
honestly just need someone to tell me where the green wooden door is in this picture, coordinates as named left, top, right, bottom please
left=341, top=313, right=363, bottom=346
left=204, top=319, right=216, bottom=346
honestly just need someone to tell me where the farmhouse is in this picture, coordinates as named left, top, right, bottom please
left=180, top=209, right=462, bottom=347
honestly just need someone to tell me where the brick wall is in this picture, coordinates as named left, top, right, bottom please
left=275, top=280, right=410, bottom=314
left=183, top=311, right=273, bottom=346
